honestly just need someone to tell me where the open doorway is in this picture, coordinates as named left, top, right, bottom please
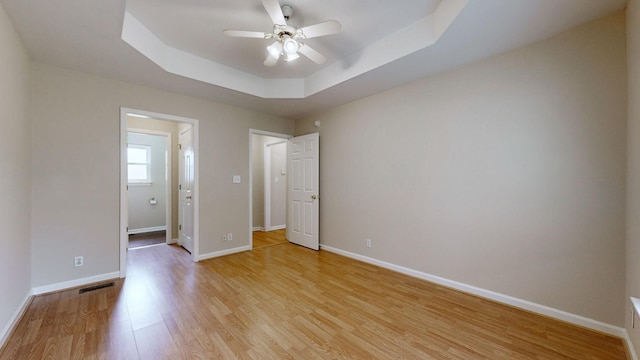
left=126, top=130, right=171, bottom=249
left=120, top=108, right=199, bottom=277
left=250, top=130, right=291, bottom=249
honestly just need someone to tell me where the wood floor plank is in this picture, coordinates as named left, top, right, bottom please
left=0, top=237, right=629, bottom=360
left=253, top=229, right=288, bottom=249
left=134, top=322, right=178, bottom=360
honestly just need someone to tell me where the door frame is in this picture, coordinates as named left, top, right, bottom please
left=249, top=129, right=292, bottom=249
left=126, top=128, right=172, bottom=245
left=120, top=108, right=200, bottom=277
left=178, top=124, right=195, bottom=253
left=264, top=140, right=287, bottom=231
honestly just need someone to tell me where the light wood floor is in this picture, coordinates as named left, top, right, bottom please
left=253, top=229, right=287, bottom=249
left=0, top=243, right=628, bottom=359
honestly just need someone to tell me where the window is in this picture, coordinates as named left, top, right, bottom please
left=127, top=144, right=151, bottom=183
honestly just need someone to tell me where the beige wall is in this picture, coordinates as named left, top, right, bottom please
left=297, top=13, right=626, bottom=326
left=0, top=3, right=31, bottom=340
left=127, top=117, right=180, bottom=239
left=30, top=63, right=294, bottom=287
left=252, top=135, right=266, bottom=229
left=627, top=0, right=640, bottom=354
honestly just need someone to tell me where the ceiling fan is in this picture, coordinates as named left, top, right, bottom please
left=223, top=0, right=341, bottom=66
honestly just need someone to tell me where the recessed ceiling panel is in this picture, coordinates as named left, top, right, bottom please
left=125, top=0, right=442, bottom=79
left=122, top=0, right=464, bottom=98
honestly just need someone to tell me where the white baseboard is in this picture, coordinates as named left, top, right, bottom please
left=623, top=329, right=639, bottom=360
left=168, top=238, right=178, bottom=244
left=252, top=227, right=265, bottom=232
left=266, top=225, right=286, bottom=231
left=32, top=271, right=120, bottom=295
left=196, top=245, right=251, bottom=262
left=128, top=226, right=166, bottom=235
left=320, top=245, right=625, bottom=338
left=0, top=290, right=33, bottom=349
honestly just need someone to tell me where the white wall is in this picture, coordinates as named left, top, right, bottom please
left=627, top=0, right=640, bottom=354
left=30, top=62, right=294, bottom=288
left=127, top=132, right=167, bottom=232
left=296, top=13, right=626, bottom=326
left=0, top=2, right=31, bottom=342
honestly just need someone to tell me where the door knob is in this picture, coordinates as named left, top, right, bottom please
left=186, top=196, right=192, bottom=199
left=311, top=195, right=317, bottom=200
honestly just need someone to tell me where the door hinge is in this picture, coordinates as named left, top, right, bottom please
left=126, top=185, right=129, bottom=190
left=179, top=224, right=182, bottom=231
left=126, top=226, right=129, bottom=232
left=179, top=184, right=182, bottom=190
left=179, top=144, right=182, bottom=150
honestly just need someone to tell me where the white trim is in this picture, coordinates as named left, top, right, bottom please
left=128, top=225, right=167, bottom=235
left=264, top=143, right=272, bottom=231
left=127, top=182, right=153, bottom=186
left=32, top=271, right=120, bottom=295
left=120, top=111, right=128, bottom=277
left=623, top=329, right=639, bottom=360
left=196, top=245, right=251, bottom=262
left=169, top=238, right=179, bottom=244
left=320, top=245, right=626, bottom=338
left=248, top=129, right=292, bottom=251
left=253, top=227, right=265, bottom=232
left=0, top=290, right=32, bottom=348
left=267, top=225, right=286, bottom=231
left=632, top=297, right=640, bottom=318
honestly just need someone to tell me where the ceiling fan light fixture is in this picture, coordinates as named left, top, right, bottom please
left=224, top=0, right=342, bottom=66
left=267, top=41, right=283, bottom=58
left=283, top=36, right=299, bottom=55
left=285, top=52, right=300, bottom=62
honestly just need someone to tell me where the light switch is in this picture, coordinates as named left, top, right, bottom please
left=232, top=175, right=241, bottom=184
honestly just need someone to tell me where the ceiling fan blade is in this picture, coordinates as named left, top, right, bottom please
left=298, top=44, right=326, bottom=64
left=264, top=53, right=280, bottom=66
left=299, top=20, right=341, bottom=39
left=262, top=0, right=286, bottom=25
left=223, top=30, right=268, bottom=39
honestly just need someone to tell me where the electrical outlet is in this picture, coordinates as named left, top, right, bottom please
left=74, top=256, right=84, bottom=267
left=366, top=239, right=372, bottom=248
left=227, top=233, right=233, bottom=241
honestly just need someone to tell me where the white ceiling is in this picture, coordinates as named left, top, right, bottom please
left=0, top=0, right=627, bottom=119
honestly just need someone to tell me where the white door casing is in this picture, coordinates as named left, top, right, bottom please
left=287, top=133, right=319, bottom=250
left=179, top=126, right=195, bottom=253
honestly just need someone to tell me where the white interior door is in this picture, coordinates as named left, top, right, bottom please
left=179, top=127, right=194, bottom=253
left=287, top=133, right=319, bottom=250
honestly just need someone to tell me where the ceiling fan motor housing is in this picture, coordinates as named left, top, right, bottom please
left=281, top=5, right=293, bottom=20
left=274, top=25, right=300, bottom=39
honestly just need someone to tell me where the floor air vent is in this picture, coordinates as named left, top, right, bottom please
left=78, top=282, right=115, bottom=294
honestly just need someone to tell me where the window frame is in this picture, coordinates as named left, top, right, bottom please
left=127, top=144, right=152, bottom=185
